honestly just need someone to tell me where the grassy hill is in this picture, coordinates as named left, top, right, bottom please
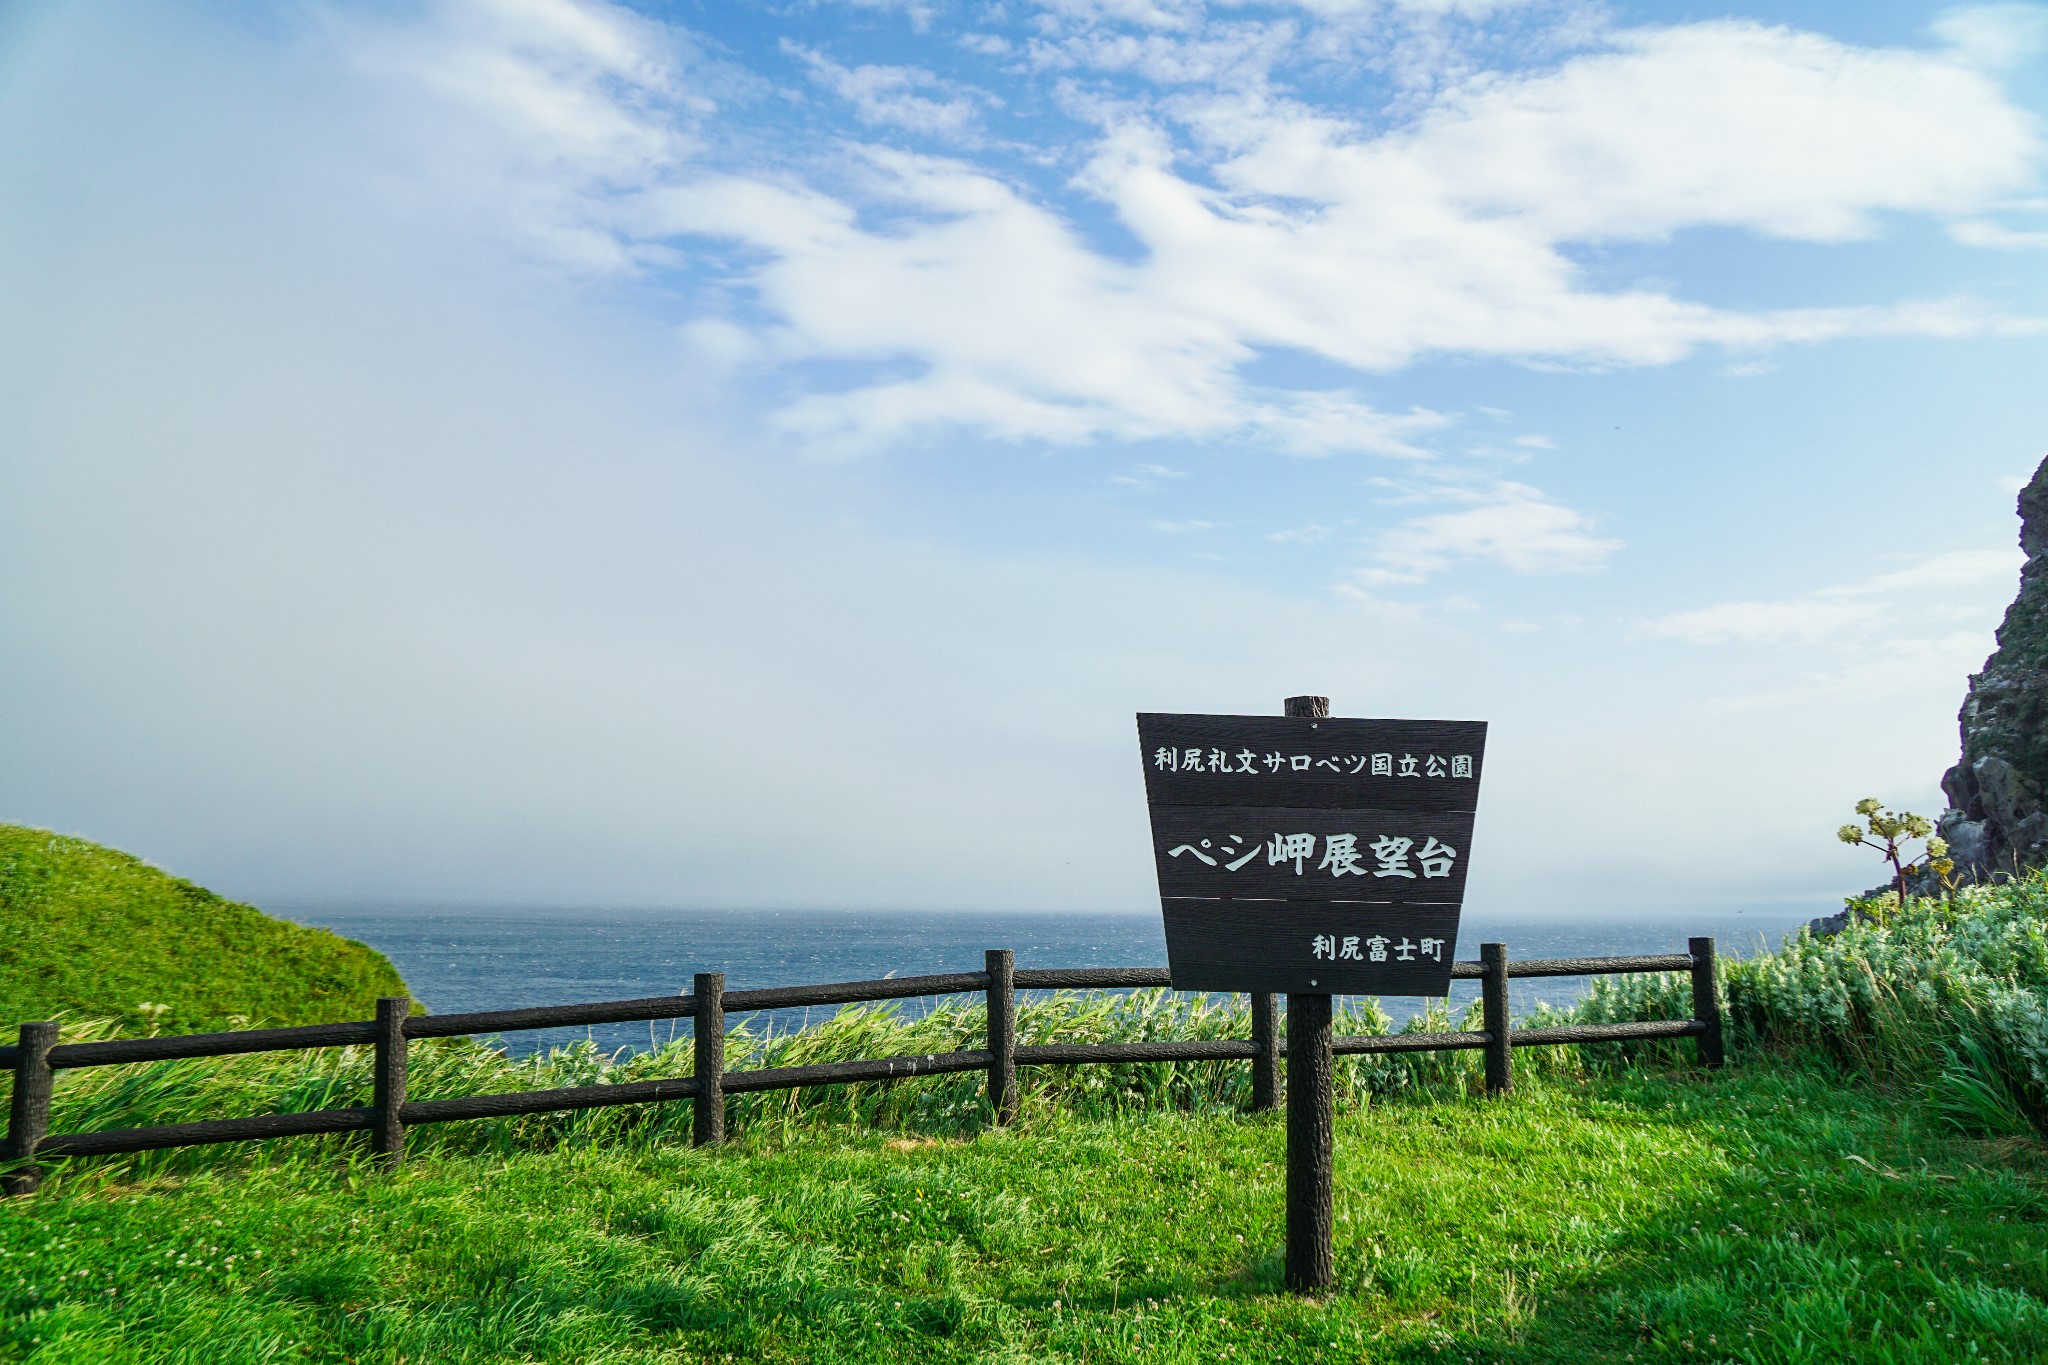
left=0, top=824, right=407, bottom=1034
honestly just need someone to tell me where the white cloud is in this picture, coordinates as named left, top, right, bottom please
left=1932, top=4, right=2048, bottom=69
left=641, top=148, right=1452, bottom=455
left=1863, top=548, right=2027, bottom=591
left=10, top=0, right=2038, bottom=923
left=343, top=0, right=718, bottom=273
left=1699, top=631, right=1998, bottom=714
left=787, top=43, right=985, bottom=136
left=1025, top=17, right=1303, bottom=88
left=1268, top=521, right=1334, bottom=544
left=1149, top=517, right=1217, bottom=532
left=1648, top=598, right=1885, bottom=647
left=1950, top=218, right=2048, bottom=248
left=1648, top=548, right=2025, bottom=645
left=838, top=0, right=942, bottom=30
left=344, top=1, right=2048, bottom=454
left=1109, top=461, right=1189, bottom=486
left=1367, top=481, right=1620, bottom=579
left=1376, top=22, right=2042, bottom=243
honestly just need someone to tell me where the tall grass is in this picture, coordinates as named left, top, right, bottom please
left=9, top=872, right=2043, bottom=1191
left=1, top=990, right=1506, bottom=1192
left=1573, top=871, right=2048, bottom=1135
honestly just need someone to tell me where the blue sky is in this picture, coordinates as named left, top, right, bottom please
left=3, top=0, right=2045, bottom=919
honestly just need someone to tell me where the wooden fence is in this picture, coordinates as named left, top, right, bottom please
left=1, top=938, right=1722, bottom=1195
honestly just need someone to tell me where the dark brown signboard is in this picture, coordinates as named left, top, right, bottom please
left=1138, top=712, right=1487, bottom=995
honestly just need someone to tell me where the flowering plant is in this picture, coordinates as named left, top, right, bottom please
left=1837, top=798, right=1954, bottom=910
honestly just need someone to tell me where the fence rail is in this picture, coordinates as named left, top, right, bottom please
left=1, top=938, right=1724, bottom=1195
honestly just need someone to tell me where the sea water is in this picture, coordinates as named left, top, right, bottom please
left=275, top=903, right=1817, bottom=1058
left=276, top=900, right=1810, bottom=1064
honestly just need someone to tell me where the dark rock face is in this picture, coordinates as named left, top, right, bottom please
left=1937, top=455, right=2048, bottom=883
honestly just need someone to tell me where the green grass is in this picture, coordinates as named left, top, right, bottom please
left=4, top=846, right=2043, bottom=1360
left=3, top=991, right=1436, bottom=1191
left=4, top=1057, right=2044, bottom=1364
left=0, top=826, right=407, bottom=1035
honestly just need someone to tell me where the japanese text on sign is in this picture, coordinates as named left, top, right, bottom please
left=1153, top=749, right=1474, bottom=779
left=1310, top=934, right=1446, bottom=962
left=1165, top=832, right=1457, bottom=879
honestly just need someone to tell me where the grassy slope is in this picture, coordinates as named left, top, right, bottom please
left=0, top=826, right=407, bottom=1035
left=4, top=1059, right=2045, bottom=1364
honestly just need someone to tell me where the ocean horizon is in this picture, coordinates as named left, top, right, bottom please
left=274, top=901, right=1822, bottom=1057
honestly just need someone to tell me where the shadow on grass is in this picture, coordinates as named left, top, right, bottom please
left=1345, top=1063, right=2048, bottom=1364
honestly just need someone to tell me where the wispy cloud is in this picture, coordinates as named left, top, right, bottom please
left=1648, top=548, right=2024, bottom=645
left=1363, top=481, right=1621, bottom=581
left=785, top=42, right=986, bottom=137
left=1108, top=461, right=1189, bottom=487
left=352, top=0, right=2047, bottom=457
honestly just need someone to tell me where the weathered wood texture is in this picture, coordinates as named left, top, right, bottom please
left=1481, top=942, right=1511, bottom=1095
left=1141, top=703, right=1488, bottom=1000
left=724, top=973, right=991, bottom=1014
left=407, top=995, right=696, bottom=1039
left=1285, top=992, right=1335, bottom=1293
left=1690, top=936, right=1724, bottom=1069
left=986, top=950, right=1016, bottom=1123
left=1012, top=967, right=1172, bottom=990
left=2, top=1022, right=57, bottom=1195
left=721, top=1050, right=994, bottom=1092
left=372, top=996, right=409, bottom=1169
left=1016, top=1040, right=1259, bottom=1065
left=1250, top=991, right=1280, bottom=1111
left=405, top=972, right=994, bottom=1040
left=694, top=972, right=725, bottom=1147
left=1162, top=899, right=1462, bottom=996
left=406, top=1078, right=698, bottom=1126
left=1509, top=1020, right=1704, bottom=1046
left=40, top=1108, right=377, bottom=1158
left=1454, top=953, right=1694, bottom=980
left=1139, top=713, right=1488, bottom=813
left=45, top=1020, right=379, bottom=1069
left=1333, top=1029, right=1488, bottom=1055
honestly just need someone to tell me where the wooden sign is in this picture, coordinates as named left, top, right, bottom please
left=1138, top=712, right=1487, bottom=995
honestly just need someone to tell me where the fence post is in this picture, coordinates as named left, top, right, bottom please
left=1481, top=943, right=1512, bottom=1095
left=986, top=949, right=1016, bottom=1124
left=1250, top=991, right=1280, bottom=1112
left=2, top=1022, right=58, bottom=1197
left=372, top=997, right=410, bottom=1170
left=1688, top=937, right=1724, bottom=1069
left=694, top=972, right=725, bottom=1146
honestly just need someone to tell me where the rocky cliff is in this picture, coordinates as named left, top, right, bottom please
left=1937, top=454, right=2048, bottom=884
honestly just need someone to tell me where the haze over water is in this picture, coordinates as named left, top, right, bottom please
left=281, top=904, right=1817, bottom=1057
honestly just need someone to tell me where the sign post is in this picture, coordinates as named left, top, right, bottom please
left=1280, top=696, right=1334, bottom=1293
left=1136, top=696, right=1488, bottom=1293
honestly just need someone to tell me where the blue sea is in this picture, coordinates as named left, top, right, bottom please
left=274, top=903, right=1818, bottom=1057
